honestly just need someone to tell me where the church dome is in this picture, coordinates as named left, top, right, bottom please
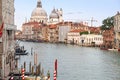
left=49, top=9, right=59, bottom=18
left=31, top=8, right=47, bottom=17
left=30, top=0, right=47, bottom=23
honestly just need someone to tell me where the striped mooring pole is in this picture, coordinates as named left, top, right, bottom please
left=53, top=70, right=57, bottom=80
left=21, top=68, right=25, bottom=80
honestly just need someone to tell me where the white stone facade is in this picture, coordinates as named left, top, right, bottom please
left=59, top=26, right=71, bottom=42
left=67, top=32, right=80, bottom=44
left=80, top=34, right=103, bottom=46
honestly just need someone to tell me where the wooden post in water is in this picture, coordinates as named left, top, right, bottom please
left=38, top=63, right=41, bottom=76
left=29, top=62, right=31, bottom=73
left=55, top=59, right=57, bottom=77
left=47, top=70, right=50, bottom=80
left=41, top=68, right=44, bottom=78
left=35, top=65, right=38, bottom=80
left=21, top=65, right=23, bottom=72
left=34, top=52, right=35, bottom=65
left=31, top=47, right=33, bottom=55
left=32, top=66, right=34, bottom=75
left=36, top=65, right=38, bottom=76
left=37, top=63, right=41, bottom=76
left=34, top=52, right=37, bottom=65
left=24, top=62, right=26, bottom=71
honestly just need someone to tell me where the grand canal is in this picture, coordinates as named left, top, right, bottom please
left=18, top=41, right=120, bottom=80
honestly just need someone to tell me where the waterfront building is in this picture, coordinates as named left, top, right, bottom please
left=48, top=24, right=58, bottom=42
left=80, top=34, right=103, bottom=46
left=114, top=11, right=120, bottom=48
left=67, top=29, right=81, bottom=44
left=22, top=21, right=49, bottom=41
left=58, top=25, right=71, bottom=43
left=22, top=22, right=40, bottom=40
left=0, top=0, right=17, bottom=79
left=41, top=25, right=49, bottom=41
left=102, top=27, right=114, bottom=48
left=89, top=27, right=101, bottom=34
left=15, top=30, right=22, bottom=40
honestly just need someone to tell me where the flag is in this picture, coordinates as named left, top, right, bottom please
left=0, top=22, right=4, bottom=37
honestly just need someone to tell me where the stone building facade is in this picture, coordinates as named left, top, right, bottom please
left=48, top=24, right=58, bottom=42
left=114, top=11, right=120, bottom=48
left=102, top=27, right=114, bottom=49
left=0, top=0, right=16, bottom=79
left=0, top=0, right=2, bottom=78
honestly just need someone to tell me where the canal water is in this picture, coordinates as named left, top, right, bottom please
left=18, top=41, right=120, bottom=80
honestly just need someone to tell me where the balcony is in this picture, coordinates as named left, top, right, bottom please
left=4, top=23, right=17, bottom=31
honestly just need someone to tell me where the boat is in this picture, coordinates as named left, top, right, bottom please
left=15, top=52, right=28, bottom=55
left=15, top=45, right=28, bottom=55
left=118, top=48, right=120, bottom=51
left=108, top=48, right=118, bottom=51
left=100, top=47, right=108, bottom=50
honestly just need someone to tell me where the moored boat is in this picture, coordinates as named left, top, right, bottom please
left=100, top=47, right=108, bottom=50
left=108, top=48, right=118, bottom=51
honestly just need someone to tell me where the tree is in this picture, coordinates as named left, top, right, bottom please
left=101, top=16, right=114, bottom=30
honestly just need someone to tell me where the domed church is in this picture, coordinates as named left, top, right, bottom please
left=21, top=0, right=63, bottom=40
left=30, top=0, right=63, bottom=24
left=30, top=0, right=48, bottom=24
left=49, top=8, right=63, bottom=24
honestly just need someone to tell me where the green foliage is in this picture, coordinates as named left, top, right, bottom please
left=80, top=31, right=89, bottom=35
left=101, top=16, right=114, bottom=30
left=80, top=31, right=94, bottom=35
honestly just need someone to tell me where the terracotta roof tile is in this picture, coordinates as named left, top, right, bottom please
left=70, top=29, right=85, bottom=32
left=49, top=24, right=57, bottom=29
left=23, top=21, right=39, bottom=26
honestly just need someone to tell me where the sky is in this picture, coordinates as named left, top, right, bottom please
left=14, top=0, right=120, bottom=30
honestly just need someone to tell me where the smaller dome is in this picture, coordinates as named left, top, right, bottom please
left=49, top=9, right=59, bottom=18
